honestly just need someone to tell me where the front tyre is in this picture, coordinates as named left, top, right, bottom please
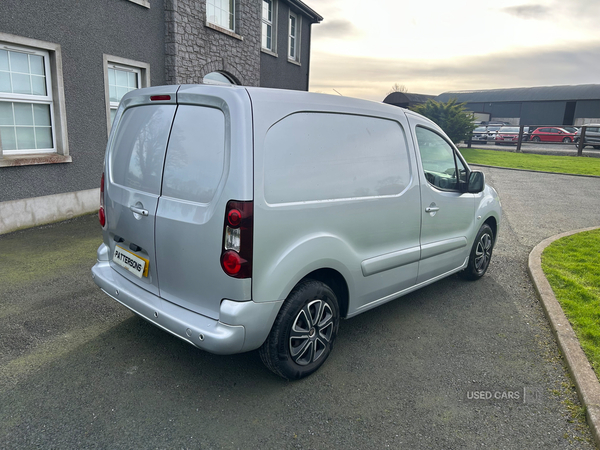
left=461, top=224, right=494, bottom=281
left=259, top=280, right=340, bottom=380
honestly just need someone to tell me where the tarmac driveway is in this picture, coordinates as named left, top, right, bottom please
left=1, top=167, right=599, bottom=449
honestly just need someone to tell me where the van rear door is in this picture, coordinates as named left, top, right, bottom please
left=154, top=86, right=254, bottom=320
left=105, top=94, right=178, bottom=295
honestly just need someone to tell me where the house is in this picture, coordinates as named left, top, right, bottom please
left=0, top=0, right=322, bottom=234
left=436, top=84, right=600, bottom=127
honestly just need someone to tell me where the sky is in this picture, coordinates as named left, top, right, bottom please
left=308, top=0, right=600, bottom=101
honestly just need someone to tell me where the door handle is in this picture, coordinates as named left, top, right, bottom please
left=130, top=205, right=149, bottom=216
left=425, top=206, right=440, bottom=213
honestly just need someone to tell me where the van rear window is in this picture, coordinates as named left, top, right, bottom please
left=263, top=113, right=411, bottom=204
left=161, top=105, right=226, bottom=204
left=110, top=105, right=176, bottom=194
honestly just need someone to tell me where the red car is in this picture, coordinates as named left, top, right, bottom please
left=530, top=127, right=576, bottom=143
left=495, top=127, right=520, bottom=145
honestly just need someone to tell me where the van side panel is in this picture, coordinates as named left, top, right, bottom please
left=249, top=90, right=422, bottom=315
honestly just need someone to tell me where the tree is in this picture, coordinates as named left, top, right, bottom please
left=411, top=98, right=476, bottom=144
left=388, top=83, right=408, bottom=94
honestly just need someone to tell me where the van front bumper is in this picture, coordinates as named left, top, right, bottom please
left=91, top=251, right=282, bottom=355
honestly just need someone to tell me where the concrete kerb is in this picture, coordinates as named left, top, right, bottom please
left=528, top=226, right=600, bottom=448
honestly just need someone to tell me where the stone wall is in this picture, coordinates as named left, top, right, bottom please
left=165, top=0, right=261, bottom=86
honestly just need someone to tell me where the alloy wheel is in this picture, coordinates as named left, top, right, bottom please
left=289, top=299, right=334, bottom=366
left=474, top=232, right=493, bottom=274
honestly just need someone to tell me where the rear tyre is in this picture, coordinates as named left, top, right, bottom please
left=562, top=137, right=572, bottom=143
left=461, top=224, right=494, bottom=281
left=259, top=280, right=340, bottom=380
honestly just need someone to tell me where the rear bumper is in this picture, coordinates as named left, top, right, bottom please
left=92, top=245, right=282, bottom=355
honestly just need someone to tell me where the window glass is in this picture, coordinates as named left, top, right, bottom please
left=0, top=101, right=53, bottom=151
left=415, top=127, right=466, bottom=191
left=107, top=66, right=140, bottom=126
left=0, top=49, right=47, bottom=96
left=264, top=113, right=411, bottom=204
left=0, top=41, right=61, bottom=157
left=262, top=0, right=273, bottom=50
left=288, top=13, right=297, bottom=60
left=207, top=0, right=234, bottom=30
left=203, top=71, right=235, bottom=85
left=162, top=106, right=226, bottom=204
left=110, top=105, right=176, bottom=194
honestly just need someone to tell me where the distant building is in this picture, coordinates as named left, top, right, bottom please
left=436, top=84, right=600, bottom=127
left=0, top=0, right=322, bottom=234
left=383, top=91, right=435, bottom=109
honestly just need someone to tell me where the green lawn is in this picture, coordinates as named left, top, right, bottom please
left=459, top=148, right=600, bottom=177
left=542, top=229, right=600, bottom=379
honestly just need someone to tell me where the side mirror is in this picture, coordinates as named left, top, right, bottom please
left=467, top=171, right=485, bottom=193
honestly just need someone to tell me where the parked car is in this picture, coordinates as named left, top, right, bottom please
left=472, top=126, right=489, bottom=142
left=574, top=125, right=600, bottom=149
left=485, top=125, right=502, bottom=142
left=562, top=126, right=579, bottom=134
left=495, top=127, right=520, bottom=145
left=530, top=127, right=576, bottom=143
left=92, top=85, right=502, bottom=380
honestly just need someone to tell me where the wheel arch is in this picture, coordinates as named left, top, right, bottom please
left=300, top=268, right=350, bottom=318
left=483, top=215, right=498, bottom=244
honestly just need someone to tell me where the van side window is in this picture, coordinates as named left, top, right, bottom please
left=264, top=113, right=411, bottom=204
left=415, top=127, right=467, bottom=191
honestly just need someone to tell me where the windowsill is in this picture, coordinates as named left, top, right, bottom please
left=205, top=22, right=243, bottom=41
left=287, top=58, right=301, bottom=67
left=0, top=153, right=72, bottom=167
left=261, top=48, right=278, bottom=58
left=126, top=0, right=150, bottom=8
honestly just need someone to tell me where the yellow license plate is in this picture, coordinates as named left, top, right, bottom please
left=112, top=245, right=149, bottom=278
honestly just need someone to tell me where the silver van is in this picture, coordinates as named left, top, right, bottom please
left=92, top=85, right=501, bottom=379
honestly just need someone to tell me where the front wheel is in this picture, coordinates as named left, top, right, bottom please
left=532, top=136, right=541, bottom=142
left=259, top=280, right=340, bottom=380
left=461, top=224, right=494, bottom=281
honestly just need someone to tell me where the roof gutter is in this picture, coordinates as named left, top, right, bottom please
left=286, top=0, right=323, bottom=23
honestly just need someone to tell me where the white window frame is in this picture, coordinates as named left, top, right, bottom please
left=288, top=11, right=300, bottom=63
left=103, top=55, right=150, bottom=135
left=206, top=0, right=236, bottom=32
left=0, top=33, right=69, bottom=166
left=262, top=0, right=277, bottom=54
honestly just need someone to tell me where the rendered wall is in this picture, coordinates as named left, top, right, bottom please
left=0, top=0, right=166, bottom=203
left=260, top=2, right=314, bottom=91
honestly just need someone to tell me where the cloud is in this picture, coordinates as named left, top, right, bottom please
left=500, top=4, right=551, bottom=19
left=309, top=43, right=600, bottom=101
left=313, top=19, right=363, bottom=39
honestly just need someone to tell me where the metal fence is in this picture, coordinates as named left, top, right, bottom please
left=466, top=125, right=597, bottom=157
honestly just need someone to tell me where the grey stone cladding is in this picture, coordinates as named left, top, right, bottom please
left=165, top=0, right=261, bottom=86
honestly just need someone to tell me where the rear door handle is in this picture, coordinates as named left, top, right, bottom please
left=130, top=205, right=149, bottom=216
left=425, top=206, right=440, bottom=213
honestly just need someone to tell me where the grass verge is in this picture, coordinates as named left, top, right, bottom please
left=459, top=148, right=600, bottom=176
left=542, top=229, right=600, bottom=379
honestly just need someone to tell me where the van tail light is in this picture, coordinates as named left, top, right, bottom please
left=98, top=172, right=106, bottom=228
left=220, top=200, right=253, bottom=278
